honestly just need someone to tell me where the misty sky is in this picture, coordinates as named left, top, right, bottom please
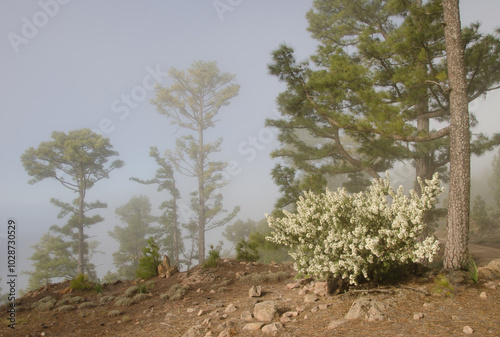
left=1, top=1, right=499, bottom=290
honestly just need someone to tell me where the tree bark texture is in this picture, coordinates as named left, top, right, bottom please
left=442, top=0, right=471, bottom=270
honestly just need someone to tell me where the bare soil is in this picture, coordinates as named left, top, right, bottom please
left=1, top=242, right=499, bottom=337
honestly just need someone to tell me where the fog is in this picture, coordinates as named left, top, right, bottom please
left=0, top=1, right=499, bottom=292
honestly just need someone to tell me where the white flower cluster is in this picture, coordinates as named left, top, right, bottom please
left=266, top=173, right=444, bottom=285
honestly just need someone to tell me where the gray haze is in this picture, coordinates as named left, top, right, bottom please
left=0, top=1, right=499, bottom=291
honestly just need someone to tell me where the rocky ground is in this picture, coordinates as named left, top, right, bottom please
left=1, top=243, right=500, bottom=337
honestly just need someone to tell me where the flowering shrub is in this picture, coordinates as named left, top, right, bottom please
left=266, top=173, right=444, bottom=285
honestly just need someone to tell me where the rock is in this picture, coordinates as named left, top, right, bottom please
left=280, top=316, right=292, bottom=323
left=327, top=319, right=347, bottom=330
left=345, top=298, right=386, bottom=322
left=444, top=270, right=467, bottom=285
left=286, top=283, right=300, bottom=289
left=182, top=325, right=207, bottom=337
left=218, top=329, right=231, bottom=337
left=282, top=311, right=298, bottom=317
left=198, top=309, right=211, bottom=316
left=224, top=303, right=237, bottom=313
left=249, top=285, right=262, bottom=297
left=413, top=313, right=424, bottom=320
left=297, top=277, right=313, bottom=285
left=157, top=255, right=179, bottom=278
left=480, top=292, right=487, bottom=299
left=451, top=315, right=461, bottom=321
left=242, top=322, right=264, bottom=331
left=463, top=326, right=474, bottom=334
left=304, top=294, right=317, bottom=303
left=314, top=282, right=328, bottom=296
left=254, top=301, right=277, bottom=322
left=296, top=305, right=306, bottom=313
left=241, top=311, right=253, bottom=322
left=318, top=304, right=328, bottom=310
left=478, top=259, right=500, bottom=280
left=262, top=322, right=283, bottom=334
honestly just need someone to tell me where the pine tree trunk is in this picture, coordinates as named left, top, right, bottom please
left=442, top=0, right=471, bottom=270
left=198, top=125, right=206, bottom=263
left=78, top=189, right=85, bottom=275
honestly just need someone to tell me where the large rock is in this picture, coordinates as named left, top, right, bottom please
left=157, top=255, right=179, bottom=278
left=254, top=301, right=277, bottom=322
left=478, top=259, right=500, bottom=280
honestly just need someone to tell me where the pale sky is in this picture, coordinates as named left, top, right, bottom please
left=1, top=1, right=499, bottom=290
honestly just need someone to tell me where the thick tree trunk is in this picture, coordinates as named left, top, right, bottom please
left=442, top=0, right=471, bottom=270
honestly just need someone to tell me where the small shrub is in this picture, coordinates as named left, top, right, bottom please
left=239, top=271, right=289, bottom=285
left=35, top=298, right=56, bottom=311
left=56, top=305, right=76, bottom=312
left=202, top=244, right=221, bottom=268
left=68, top=296, right=85, bottom=304
left=467, top=256, right=479, bottom=284
left=131, top=293, right=149, bottom=304
left=138, top=281, right=154, bottom=294
left=99, top=295, right=116, bottom=303
left=114, top=296, right=133, bottom=307
left=78, top=302, right=96, bottom=309
left=236, top=238, right=260, bottom=262
left=70, top=274, right=94, bottom=291
left=165, top=284, right=188, bottom=300
left=136, top=237, right=161, bottom=279
left=108, top=310, right=122, bottom=317
left=124, top=285, right=139, bottom=297
left=93, top=279, right=104, bottom=294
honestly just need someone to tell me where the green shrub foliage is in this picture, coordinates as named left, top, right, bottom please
left=136, top=237, right=161, bottom=279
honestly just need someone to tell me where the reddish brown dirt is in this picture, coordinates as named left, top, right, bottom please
left=1, top=242, right=499, bottom=337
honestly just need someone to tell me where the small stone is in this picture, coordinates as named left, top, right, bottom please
left=241, top=311, right=253, bottom=322
left=327, top=319, right=347, bottom=330
left=225, top=303, right=237, bottom=313
left=242, top=322, right=264, bottom=331
left=249, top=285, right=262, bottom=297
left=217, top=329, right=230, bottom=337
left=304, top=294, right=317, bottom=303
left=296, top=305, right=306, bottom=312
left=262, top=322, right=283, bottom=334
left=198, top=309, right=210, bottom=316
left=280, top=316, right=291, bottom=323
left=480, top=292, right=487, bottom=299
left=314, top=282, right=328, bottom=296
left=318, top=304, right=328, bottom=310
left=286, top=283, right=300, bottom=289
left=451, top=315, right=461, bottom=321
left=413, top=313, right=424, bottom=320
left=463, top=326, right=474, bottom=334
left=187, top=308, right=196, bottom=313
left=283, top=311, right=299, bottom=317
left=310, top=306, right=318, bottom=313
left=423, top=302, right=433, bottom=308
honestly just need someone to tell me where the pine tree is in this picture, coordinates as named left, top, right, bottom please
left=109, top=195, right=156, bottom=280
left=131, top=147, right=183, bottom=267
left=152, top=60, right=240, bottom=262
left=267, top=0, right=500, bottom=212
left=22, top=129, right=123, bottom=274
